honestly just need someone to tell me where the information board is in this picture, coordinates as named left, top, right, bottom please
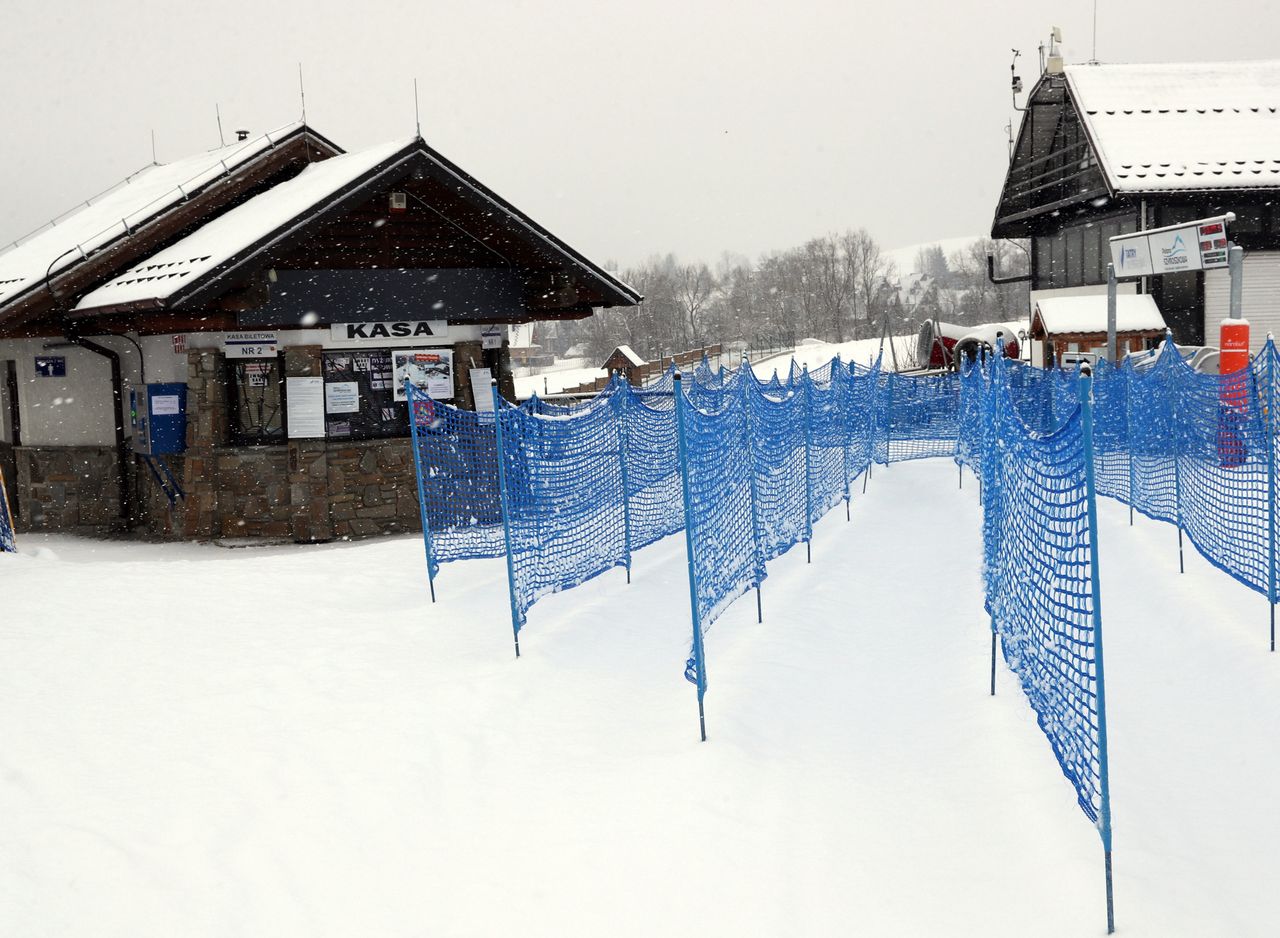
left=1110, top=216, right=1232, bottom=278
left=285, top=377, right=325, bottom=438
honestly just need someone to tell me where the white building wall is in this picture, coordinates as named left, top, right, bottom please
left=0, top=323, right=484, bottom=447
left=1204, top=252, right=1280, bottom=352
left=0, top=336, right=142, bottom=446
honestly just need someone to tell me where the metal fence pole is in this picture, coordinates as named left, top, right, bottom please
left=490, top=379, right=522, bottom=659
left=406, top=380, right=437, bottom=603
left=674, top=372, right=708, bottom=741
left=1267, top=339, right=1277, bottom=651
left=614, top=379, right=633, bottom=584
left=1080, top=364, right=1116, bottom=935
left=741, top=356, right=764, bottom=622
left=1125, top=361, right=1135, bottom=527
left=838, top=355, right=852, bottom=520
left=803, top=366, right=813, bottom=564
left=1166, top=336, right=1187, bottom=573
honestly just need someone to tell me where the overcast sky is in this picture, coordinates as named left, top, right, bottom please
left=4, top=1, right=1280, bottom=271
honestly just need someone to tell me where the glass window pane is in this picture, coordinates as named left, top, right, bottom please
left=228, top=358, right=285, bottom=444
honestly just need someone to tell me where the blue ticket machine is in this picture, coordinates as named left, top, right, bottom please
left=130, top=383, right=188, bottom=455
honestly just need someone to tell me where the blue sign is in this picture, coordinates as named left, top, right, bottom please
left=34, top=356, right=65, bottom=377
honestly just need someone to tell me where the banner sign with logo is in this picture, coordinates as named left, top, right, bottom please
left=1110, top=216, right=1231, bottom=279
left=392, top=349, right=454, bottom=401
left=330, top=321, right=448, bottom=343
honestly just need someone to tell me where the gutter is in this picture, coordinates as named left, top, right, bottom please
left=987, top=252, right=1032, bottom=285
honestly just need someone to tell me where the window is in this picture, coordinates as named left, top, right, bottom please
left=321, top=350, right=408, bottom=440
left=227, top=357, right=285, bottom=445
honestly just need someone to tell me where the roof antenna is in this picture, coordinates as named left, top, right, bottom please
left=298, top=63, right=308, bottom=125
left=1091, top=0, right=1099, bottom=64
left=215, top=103, right=226, bottom=146
left=150, top=129, right=157, bottom=164
left=413, top=77, right=422, bottom=138
left=298, top=63, right=311, bottom=163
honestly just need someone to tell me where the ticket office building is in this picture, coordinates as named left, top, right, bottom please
left=0, top=132, right=639, bottom=540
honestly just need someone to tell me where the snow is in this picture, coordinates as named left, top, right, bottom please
left=513, top=361, right=608, bottom=397
left=611, top=344, right=646, bottom=366
left=750, top=335, right=918, bottom=374
left=0, top=122, right=307, bottom=308
left=1066, top=61, right=1280, bottom=192
left=1034, top=293, right=1166, bottom=334
left=76, top=139, right=415, bottom=311
left=4, top=459, right=1280, bottom=935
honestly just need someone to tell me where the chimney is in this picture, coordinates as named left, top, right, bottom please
left=235, top=129, right=250, bottom=141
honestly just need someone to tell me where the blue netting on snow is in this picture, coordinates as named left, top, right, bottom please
left=494, top=381, right=631, bottom=630
left=980, top=354, right=1107, bottom=825
left=0, top=467, right=15, bottom=553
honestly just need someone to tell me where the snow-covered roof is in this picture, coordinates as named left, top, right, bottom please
left=607, top=345, right=646, bottom=367
left=1033, top=294, right=1166, bottom=335
left=76, top=139, right=414, bottom=311
left=0, top=122, right=310, bottom=309
left=1066, top=61, right=1280, bottom=192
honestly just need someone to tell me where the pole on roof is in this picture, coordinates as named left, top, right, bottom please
left=215, top=104, right=226, bottom=147
left=1106, top=263, right=1117, bottom=364
left=414, top=78, right=422, bottom=138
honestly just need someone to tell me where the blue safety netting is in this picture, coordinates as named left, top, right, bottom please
left=493, top=381, right=630, bottom=630
left=407, top=384, right=505, bottom=579
left=0, top=466, right=15, bottom=553
left=980, top=353, right=1108, bottom=827
left=878, top=370, right=962, bottom=463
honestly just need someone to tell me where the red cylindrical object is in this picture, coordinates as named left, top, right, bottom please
left=1219, top=319, right=1251, bottom=467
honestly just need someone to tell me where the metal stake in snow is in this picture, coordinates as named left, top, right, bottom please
left=740, top=357, right=764, bottom=624
left=674, top=372, right=708, bottom=741
left=803, top=365, right=813, bottom=564
left=406, top=379, right=437, bottom=603
left=491, top=379, right=521, bottom=659
left=1105, top=262, right=1117, bottom=364
left=1080, top=364, right=1117, bottom=935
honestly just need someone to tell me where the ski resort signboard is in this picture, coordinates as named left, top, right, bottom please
left=1108, top=215, right=1232, bottom=279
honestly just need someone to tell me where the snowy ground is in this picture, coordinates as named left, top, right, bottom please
left=4, top=460, right=1279, bottom=936
left=751, top=335, right=917, bottom=376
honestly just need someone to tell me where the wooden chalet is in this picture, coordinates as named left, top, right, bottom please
left=602, top=345, right=647, bottom=384
left=1029, top=294, right=1166, bottom=367
left=993, top=59, right=1280, bottom=355
left=0, top=126, right=640, bottom=541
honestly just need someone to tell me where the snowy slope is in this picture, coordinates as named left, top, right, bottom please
left=3, top=460, right=1279, bottom=935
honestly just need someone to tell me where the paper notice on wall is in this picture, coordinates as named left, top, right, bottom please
left=325, top=381, right=360, bottom=414
left=392, top=349, right=453, bottom=401
left=286, top=377, right=325, bottom=438
left=470, top=368, right=494, bottom=412
left=152, top=395, right=181, bottom=416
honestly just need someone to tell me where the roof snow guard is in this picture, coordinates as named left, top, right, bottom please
left=1067, top=61, right=1280, bottom=193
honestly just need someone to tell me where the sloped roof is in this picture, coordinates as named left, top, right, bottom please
left=606, top=344, right=646, bottom=367
left=77, top=140, right=412, bottom=311
left=75, top=136, right=641, bottom=315
left=1066, top=61, right=1280, bottom=192
left=0, top=121, right=323, bottom=311
left=1032, top=293, right=1166, bottom=335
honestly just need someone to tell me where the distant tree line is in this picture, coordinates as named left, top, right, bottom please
left=559, top=232, right=1030, bottom=363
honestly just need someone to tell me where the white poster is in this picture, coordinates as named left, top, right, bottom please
left=151, top=395, right=181, bottom=416
left=286, top=377, right=325, bottom=438
left=470, top=368, right=494, bottom=412
left=393, top=349, right=453, bottom=401
left=325, top=381, right=360, bottom=414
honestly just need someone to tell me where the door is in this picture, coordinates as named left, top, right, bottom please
left=0, top=360, right=19, bottom=521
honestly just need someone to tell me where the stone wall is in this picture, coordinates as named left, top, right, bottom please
left=11, top=444, right=123, bottom=533
left=326, top=439, right=419, bottom=539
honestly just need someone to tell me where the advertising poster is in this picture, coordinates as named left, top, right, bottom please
left=325, top=381, right=361, bottom=414
left=393, top=349, right=453, bottom=401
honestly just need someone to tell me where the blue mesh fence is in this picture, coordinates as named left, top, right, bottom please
left=493, top=381, right=631, bottom=631
left=0, top=467, right=15, bottom=553
left=980, top=354, right=1110, bottom=831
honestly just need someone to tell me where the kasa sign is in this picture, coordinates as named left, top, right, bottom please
left=330, top=320, right=448, bottom=343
